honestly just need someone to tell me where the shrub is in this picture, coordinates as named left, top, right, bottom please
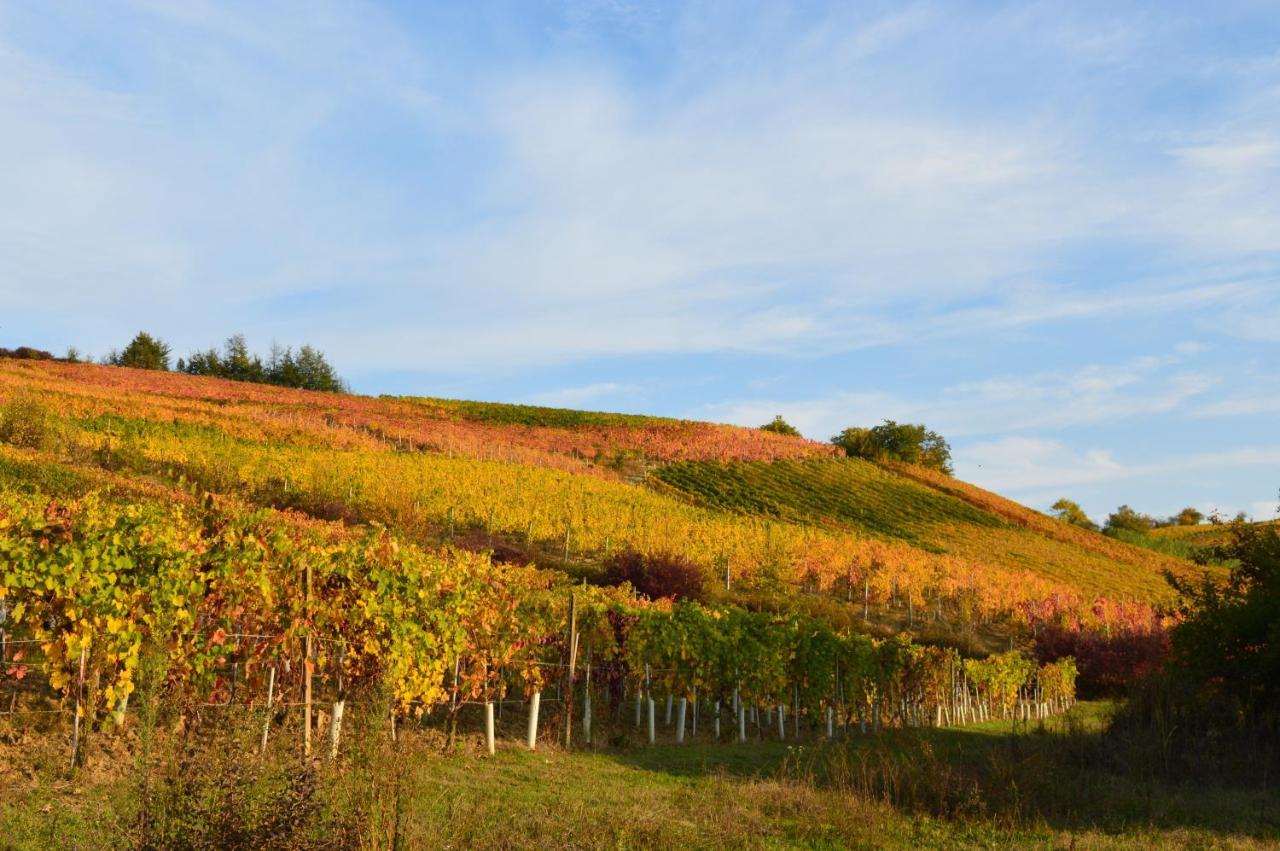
left=1103, top=504, right=1156, bottom=536
left=1034, top=624, right=1169, bottom=698
left=0, top=346, right=54, bottom=360
left=0, top=396, right=53, bottom=450
left=759, top=415, right=801, bottom=437
left=602, top=550, right=707, bottom=601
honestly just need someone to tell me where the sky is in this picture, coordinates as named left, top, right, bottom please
left=2, top=1, right=1278, bottom=524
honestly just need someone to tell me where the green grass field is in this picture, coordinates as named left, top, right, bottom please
left=397, top=395, right=676, bottom=429
left=3, top=702, right=1276, bottom=849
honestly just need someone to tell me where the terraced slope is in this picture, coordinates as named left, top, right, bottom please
left=0, top=358, right=1205, bottom=614
left=652, top=459, right=1197, bottom=600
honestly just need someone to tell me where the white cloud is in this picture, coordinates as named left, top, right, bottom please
left=1250, top=500, right=1280, bottom=521
left=955, top=437, right=1128, bottom=492
left=2, top=1, right=1280, bottom=378
left=706, top=348, right=1219, bottom=441
left=1172, top=139, right=1280, bottom=172
left=524, top=381, right=639, bottom=407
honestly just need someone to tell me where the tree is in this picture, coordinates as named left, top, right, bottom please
left=831, top=420, right=953, bottom=474
left=1104, top=504, right=1156, bottom=536
left=220, top=334, right=264, bottom=383
left=1051, top=498, right=1098, bottom=531
left=1173, top=507, right=1205, bottom=526
left=1167, top=517, right=1280, bottom=715
left=112, top=332, right=171, bottom=371
left=287, top=345, right=345, bottom=392
left=180, top=335, right=346, bottom=392
left=759, top=415, right=801, bottom=437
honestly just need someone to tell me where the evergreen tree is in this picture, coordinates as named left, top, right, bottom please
left=112, top=332, right=171, bottom=371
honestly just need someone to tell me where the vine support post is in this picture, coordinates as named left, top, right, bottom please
left=582, top=660, right=592, bottom=746
left=526, top=690, right=541, bottom=750
left=676, top=696, right=687, bottom=744
left=330, top=644, right=346, bottom=760
left=484, top=700, right=496, bottom=756
left=563, top=593, right=578, bottom=749
left=644, top=665, right=655, bottom=745
left=714, top=700, right=721, bottom=739
left=260, top=666, right=276, bottom=754
left=304, top=560, right=313, bottom=759
left=69, top=645, right=87, bottom=772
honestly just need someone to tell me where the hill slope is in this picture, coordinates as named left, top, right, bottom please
left=0, top=359, right=1205, bottom=626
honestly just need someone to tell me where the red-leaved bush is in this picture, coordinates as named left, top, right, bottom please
left=602, top=550, right=707, bottom=602
left=1034, top=624, right=1170, bottom=697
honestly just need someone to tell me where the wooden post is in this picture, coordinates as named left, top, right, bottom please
left=330, top=700, right=345, bottom=759
left=563, top=593, right=578, bottom=748
left=304, top=561, right=313, bottom=758
left=526, top=690, right=541, bottom=750
left=582, top=664, right=592, bottom=746
left=563, top=527, right=571, bottom=563
left=70, top=645, right=87, bottom=772
left=331, top=645, right=346, bottom=759
left=484, top=700, right=495, bottom=755
left=260, top=666, right=276, bottom=754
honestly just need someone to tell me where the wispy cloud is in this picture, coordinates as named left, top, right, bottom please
left=524, top=381, right=640, bottom=407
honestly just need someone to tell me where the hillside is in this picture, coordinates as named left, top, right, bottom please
left=0, top=359, right=1203, bottom=627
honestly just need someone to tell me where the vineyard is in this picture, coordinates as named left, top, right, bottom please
left=0, top=486, right=1077, bottom=766
left=0, top=358, right=1201, bottom=769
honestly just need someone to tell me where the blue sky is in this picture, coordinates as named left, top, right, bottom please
left=2, top=1, right=1278, bottom=523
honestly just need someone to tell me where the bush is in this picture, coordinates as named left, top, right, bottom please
left=1034, top=624, right=1169, bottom=698
left=1103, top=504, right=1156, bottom=536
left=602, top=550, right=707, bottom=601
left=0, top=346, right=55, bottom=360
left=759, top=415, right=801, bottom=437
left=1167, top=516, right=1280, bottom=717
left=0, top=396, right=53, bottom=450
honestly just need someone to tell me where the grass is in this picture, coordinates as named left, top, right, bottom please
left=652, top=458, right=1003, bottom=548
left=397, top=395, right=676, bottom=429
left=652, top=458, right=1199, bottom=600
left=2, top=702, right=1276, bottom=849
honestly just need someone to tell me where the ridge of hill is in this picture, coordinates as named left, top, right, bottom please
left=0, top=359, right=1208, bottom=630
